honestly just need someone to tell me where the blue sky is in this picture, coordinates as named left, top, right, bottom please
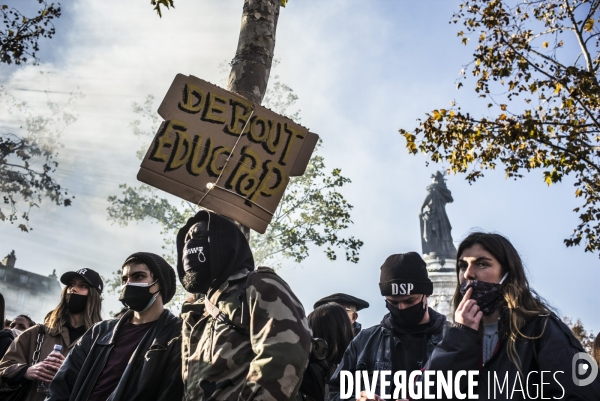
left=1, top=1, right=598, bottom=332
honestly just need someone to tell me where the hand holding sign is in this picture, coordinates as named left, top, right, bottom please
left=137, top=74, right=319, bottom=233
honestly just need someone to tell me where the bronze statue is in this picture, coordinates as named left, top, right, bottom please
left=419, top=171, right=456, bottom=260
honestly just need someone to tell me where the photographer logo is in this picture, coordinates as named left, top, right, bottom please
left=572, top=352, right=598, bottom=386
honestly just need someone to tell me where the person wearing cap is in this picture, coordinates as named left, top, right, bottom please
left=46, top=252, right=183, bottom=401
left=314, top=293, right=369, bottom=336
left=0, top=268, right=103, bottom=401
left=329, top=252, right=447, bottom=401
left=177, top=210, right=312, bottom=401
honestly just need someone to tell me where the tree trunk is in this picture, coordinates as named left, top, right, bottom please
left=227, top=0, right=280, bottom=104
left=226, top=0, right=281, bottom=240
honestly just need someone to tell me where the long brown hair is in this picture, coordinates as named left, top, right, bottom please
left=452, top=232, right=553, bottom=373
left=44, top=286, right=103, bottom=336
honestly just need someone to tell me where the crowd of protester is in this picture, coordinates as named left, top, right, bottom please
left=0, top=211, right=599, bottom=400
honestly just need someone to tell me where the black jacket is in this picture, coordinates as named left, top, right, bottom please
left=329, top=308, right=446, bottom=400
left=46, top=310, right=183, bottom=401
left=424, top=313, right=600, bottom=400
left=0, top=329, right=15, bottom=359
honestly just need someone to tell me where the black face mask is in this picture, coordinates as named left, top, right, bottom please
left=459, top=273, right=508, bottom=315
left=67, top=294, right=88, bottom=314
left=181, top=235, right=212, bottom=294
left=386, top=295, right=427, bottom=327
left=119, top=280, right=160, bottom=312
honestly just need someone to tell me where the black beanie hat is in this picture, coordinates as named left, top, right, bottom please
left=379, top=252, right=433, bottom=296
left=123, top=252, right=177, bottom=304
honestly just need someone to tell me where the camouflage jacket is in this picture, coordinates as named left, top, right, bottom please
left=181, top=267, right=312, bottom=401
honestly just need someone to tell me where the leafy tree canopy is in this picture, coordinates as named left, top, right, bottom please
left=564, top=316, right=596, bottom=352
left=0, top=80, right=81, bottom=231
left=1, top=0, right=61, bottom=65
left=400, top=0, right=600, bottom=254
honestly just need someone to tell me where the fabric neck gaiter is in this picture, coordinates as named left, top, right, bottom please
left=459, top=273, right=508, bottom=315
left=67, top=293, right=88, bottom=314
left=119, top=280, right=160, bottom=312
left=386, top=295, right=427, bottom=327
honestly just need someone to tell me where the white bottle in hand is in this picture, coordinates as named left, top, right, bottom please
left=37, top=344, right=62, bottom=394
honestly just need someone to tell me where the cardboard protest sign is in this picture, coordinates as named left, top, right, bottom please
left=137, top=74, right=319, bottom=233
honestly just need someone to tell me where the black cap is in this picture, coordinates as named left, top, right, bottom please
left=123, top=252, right=177, bottom=304
left=60, top=268, right=104, bottom=294
left=313, top=293, right=370, bottom=311
left=379, top=252, right=433, bottom=296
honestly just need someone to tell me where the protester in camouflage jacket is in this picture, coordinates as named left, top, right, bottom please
left=177, top=211, right=312, bottom=401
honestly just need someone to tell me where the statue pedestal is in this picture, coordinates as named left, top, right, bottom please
left=424, top=256, right=457, bottom=322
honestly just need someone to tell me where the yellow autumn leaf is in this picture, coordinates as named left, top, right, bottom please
left=542, top=41, right=549, bottom=48
left=499, top=113, right=507, bottom=120
left=280, top=0, right=289, bottom=6
left=554, top=83, right=562, bottom=94
left=584, top=18, right=595, bottom=32
left=500, top=104, right=507, bottom=111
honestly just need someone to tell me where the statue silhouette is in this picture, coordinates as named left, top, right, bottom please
left=419, top=171, right=456, bottom=261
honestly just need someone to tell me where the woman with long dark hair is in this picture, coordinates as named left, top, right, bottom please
left=422, top=232, right=600, bottom=400
left=309, top=303, right=355, bottom=374
left=0, top=269, right=103, bottom=401
left=300, top=303, right=354, bottom=401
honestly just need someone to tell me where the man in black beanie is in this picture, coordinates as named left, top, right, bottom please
left=47, top=252, right=183, bottom=401
left=329, top=252, right=447, bottom=401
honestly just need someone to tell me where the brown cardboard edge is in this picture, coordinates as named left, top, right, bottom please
left=290, top=132, right=319, bottom=176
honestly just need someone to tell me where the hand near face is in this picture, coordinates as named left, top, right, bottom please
left=454, top=287, right=482, bottom=331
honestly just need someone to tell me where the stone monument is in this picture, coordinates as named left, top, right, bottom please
left=419, top=171, right=457, bottom=321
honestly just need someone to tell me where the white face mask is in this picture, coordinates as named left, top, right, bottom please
left=10, top=328, right=22, bottom=337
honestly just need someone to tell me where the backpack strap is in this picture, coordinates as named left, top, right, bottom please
left=204, top=297, right=249, bottom=335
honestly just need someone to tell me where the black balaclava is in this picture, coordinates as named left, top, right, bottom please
left=181, top=220, right=211, bottom=294
left=176, top=210, right=255, bottom=296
